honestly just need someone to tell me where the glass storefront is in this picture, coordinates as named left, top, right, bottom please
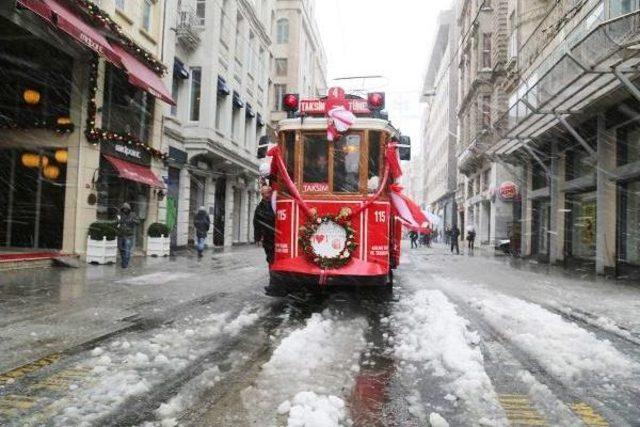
left=566, top=191, right=597, bottom=260
left=618, top=180, right=640, bottom=267
left=0, top=148, right=67, bottom=249
left=532, top=199, right=550, bottom=256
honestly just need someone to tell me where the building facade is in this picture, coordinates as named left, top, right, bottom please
left=162, top=0, right=274, bottom=248
left=455, top=0, right=520, bottom=247
left=420, top=9, right=459, bottom=229
left=270, top=0, right=327, bottom=126
left=0, top=0, right=172, bottom=256
left=490, top=0, right=640, bottom=278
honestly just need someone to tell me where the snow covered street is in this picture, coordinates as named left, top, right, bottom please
left=1, top=244, right=640, bottom=426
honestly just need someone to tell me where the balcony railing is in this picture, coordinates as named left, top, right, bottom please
left=176, top=6, right=202, bottom=51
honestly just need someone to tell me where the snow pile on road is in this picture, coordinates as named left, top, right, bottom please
left=394, top=290, right=506, bottom=424
left=242, top=311, right=367, bottom=426
left=49, top=308, right=260, bottom=426
left=473, top=294, right=637, bottom=382
left=283, top=391, right=346, bottom=427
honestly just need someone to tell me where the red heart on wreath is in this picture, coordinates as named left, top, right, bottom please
left=314, top=234, right=325, bottom=244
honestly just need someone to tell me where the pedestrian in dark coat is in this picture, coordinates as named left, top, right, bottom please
left=467, top=229, right=476, bottom=251
left=253, top=186, right=275, bottom=264
left=194, top=206, right=211, bottom=258
left=116, top=202, right=139, bottom=268
left=450, top=225, right=460, bottom=255
left=409, top=231, right=418, bottom=248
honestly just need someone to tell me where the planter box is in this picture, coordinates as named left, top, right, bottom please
left=147, top=235, right=170, bottom=257
left=86, top=237, right=117, bottom=265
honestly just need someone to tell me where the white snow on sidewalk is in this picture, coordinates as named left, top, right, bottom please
left=242, top=311, right=367, bottom=426
left=394, top=289, right=507, bottom=425
left=472, top=294, right=637, bottom=382
left=116, top=272, right=195, bottom=286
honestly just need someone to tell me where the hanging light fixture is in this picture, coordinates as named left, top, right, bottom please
left=55, top=149, right=68, bottom=164
left=43, top=165, right=60, bottom=180
left=21, top=153, right=49, bottom=168
left=23, top=89, right=41, bottom=106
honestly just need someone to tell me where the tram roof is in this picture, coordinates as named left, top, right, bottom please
left=277, top=117, right=399, bottom=135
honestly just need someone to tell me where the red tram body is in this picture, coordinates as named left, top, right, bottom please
left=262, top=89, right=421, bottom=290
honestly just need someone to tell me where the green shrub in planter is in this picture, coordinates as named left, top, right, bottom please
left=88, top=221, right=117, bottom=241
left=148, top=222, right=170, bottom=238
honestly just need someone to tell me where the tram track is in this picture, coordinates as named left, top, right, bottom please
left=441, top=290, right=639, bottom=427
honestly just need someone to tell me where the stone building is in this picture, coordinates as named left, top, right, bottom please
left=269, top=0, right=327, bottom=126
left=0, top=0, right=173, bottom=257
left=162, top=0, right=274, bottom=248
left=490, top=0, right=640, bottom=278
left=455, top=0, right=520, bottom=248
left=420, top=9, right=459, bottom=230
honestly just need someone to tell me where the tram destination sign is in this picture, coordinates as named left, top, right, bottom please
left=299, top=98, right=370, bottom=115
left=101, top=140, right=151, bottom=166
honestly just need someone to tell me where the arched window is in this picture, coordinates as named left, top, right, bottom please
left=276, top=19, right=289, bottom=44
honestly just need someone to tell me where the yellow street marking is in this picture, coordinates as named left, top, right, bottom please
left=498, top=394, right=547, bottom=426
left=32, top=367, right=90, bottom=391
left=570, top=403, right=609, bottom=427
left=0, top=394, right=38, bottom=411
left=0, top=354, right=61, bottom=384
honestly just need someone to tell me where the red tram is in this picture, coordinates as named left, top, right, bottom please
left=259, top=88, right=427, bottom=291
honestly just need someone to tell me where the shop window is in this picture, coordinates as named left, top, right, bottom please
left=0, top=20, right=73, bottom=129
left=531, top=161, right=549, bottom=190
left=303, top=135, right=328, bottom=184
left=189, top=67, right=202, bottom=122
left=618, top=181, right=640, bottom=266
left=334, top=134, right=361, bottom=193
left=565, top=148, right=595, bottom=181
left=566, top=192, right=597, bottom=260
left=103, top=64, right=153, bottom=143
left=617, top=122, right=640, bottom=166
left=284, top=131, right=296, bottom=179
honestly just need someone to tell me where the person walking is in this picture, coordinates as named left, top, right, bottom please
left=194, top=206, right=211, bottom=258
left=467, top=228, right=476, bottom=252
left=116, top=202, right=139, bottom=268
left=444, top=226, right=451, bottom=245
left=450, top=225, right=460, bottom=255
left=253, top=185, right=276, bottom=264
left=409, top=230, right=418, bottom=248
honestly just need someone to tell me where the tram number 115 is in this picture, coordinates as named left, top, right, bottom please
left=374, top=211, right=386, bottom=223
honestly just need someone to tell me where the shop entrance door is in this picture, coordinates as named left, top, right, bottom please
left=532, top=199, right=550, bottom=258
left=0, top=148, right=66, bottom=250
left=213, top=179, right=226, bottom=246
left=167, top=168, right=180, bottom=247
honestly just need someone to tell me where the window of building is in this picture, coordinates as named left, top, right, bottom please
left=171, top=76, right=179, bottom=117
left=235, top=13, right=244, bottom=60
left=142, top=0, right=152, bottom=32
left=247, top=31, right=255, bottom=76
left=115, top=0, right=125, bottom=10
left=481, top=0, right=491, bottom=8
left=195, top=0, right=206, bottom=25
left=258, top=47, right=265, bottom=84
left=610, top=0, right=638, bottom=18
left=215, top=93, right=226, bottom=131
left=565, top=147, right=595, bottom=180
left=274, top=84, right=286, bottom=111
left=482, top=168, right=490, bottom=191
left=232, top=107, right=241, bottom=141
left=481, top=95, right=491, bottom=127
left=334, top=134, right=361, bottom=193
left=617, top=122, right=640, bottom=166
left=103, top=65, right=154, bottom=142
left=303, top=135, right=329, bottom=184
left=618, top=180, right=640, bottom=267
left=275, top=58, right=288, bottom=76
left=467, top=179, right=473, bottom=198
left=276, top=19, right=289, bottom=44
left=482, top=33, right=492, bottom=69
left=244, top=116, right=253, bottom=148
left=531, top=161, right=549, bottom=190
left=219, top=0, right=229, bottom=46
left=189, top=67, right=202, bottom=122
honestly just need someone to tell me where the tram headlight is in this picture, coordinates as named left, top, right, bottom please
left=367, top=92, right=385, bottom=111
left=282, top=93, right=299, bottom=117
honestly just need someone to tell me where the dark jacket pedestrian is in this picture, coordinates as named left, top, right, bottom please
left=467, top=229, right=476, bottom=251
left=254, top=187, right=276, bottom=264
left=409, top=231, right=418, bottom=248
left=194, top=207, right=211, bottom=258
left=450, top=225, right=460, bottom=255
left=116, top=203, right=139, bottom=268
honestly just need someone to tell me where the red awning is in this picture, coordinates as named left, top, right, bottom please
left=103, top=155, right=165, bottom=189
left=19, top=0, right=121, bottom=66
left=110, top=43, right=175, bottom=105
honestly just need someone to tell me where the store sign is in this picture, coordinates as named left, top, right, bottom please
left=498, top=181, right=519, bottom=201
left=101, top=140, right=151, bottom=166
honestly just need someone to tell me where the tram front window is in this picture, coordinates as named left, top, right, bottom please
left=334, top=134, right=361, bottom=193
left=303, top=135, right=329, bottom=184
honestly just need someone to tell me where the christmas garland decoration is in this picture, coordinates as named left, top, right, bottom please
left=69, top=0, right=167, bottom=75
left=85, top=57, right=169, bottom=161
left=298, top=208, right=357, bottom=269
left=0, top=118, right=74, bottom=134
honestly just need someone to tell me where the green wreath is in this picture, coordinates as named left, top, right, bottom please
left=298, top=208, right=357, bottom=269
